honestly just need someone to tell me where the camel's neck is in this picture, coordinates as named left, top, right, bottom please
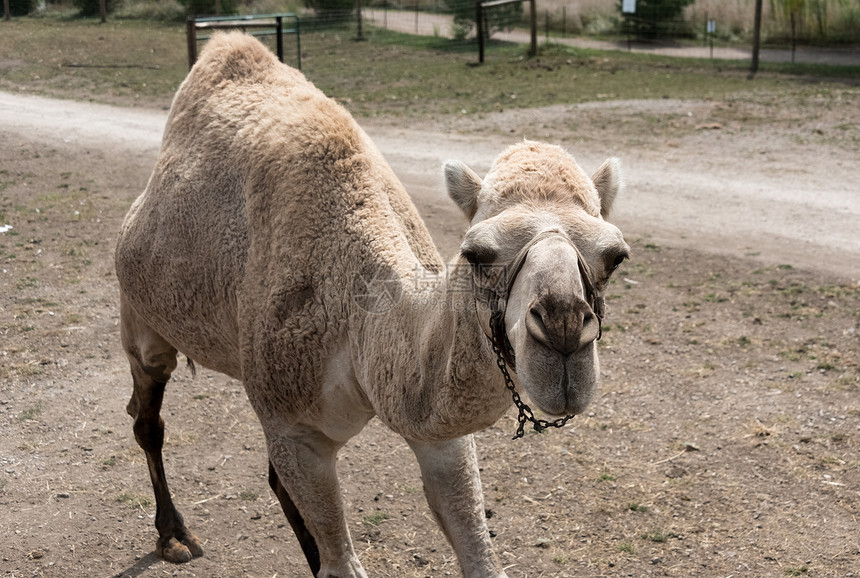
left=352, top=257, right=512, bottom=441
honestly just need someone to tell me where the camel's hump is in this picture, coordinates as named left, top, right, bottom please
left=191, top=31, right=298, bottom=88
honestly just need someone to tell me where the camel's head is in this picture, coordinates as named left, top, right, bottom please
left=445, top=141, right=629, bottom=417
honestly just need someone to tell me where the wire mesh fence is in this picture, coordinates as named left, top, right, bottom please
left=184, top=0, right=859, bottom=72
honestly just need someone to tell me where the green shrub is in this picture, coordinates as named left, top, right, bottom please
left=829, top=3, right=860, bottom=43
left=178, top=0, right=238, bottom=17
left=445, top=0, right=523, bottom=40
left=115, top=0, right=185, bottom=20
left=73, top=0, right=121, bottom=17
left=619, top=0, right=695, bottom=39
left=9, top=0, right=37, bottom=16
left=304, top=0, right=353, bottom=20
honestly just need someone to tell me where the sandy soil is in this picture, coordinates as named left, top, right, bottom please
left=0, top=87, right=858, bottom=578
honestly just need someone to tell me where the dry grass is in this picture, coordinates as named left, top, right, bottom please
left=499, top=0, right=859, bottom=41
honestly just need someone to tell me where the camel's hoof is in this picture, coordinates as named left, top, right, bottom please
left=158, top=535, right=203, bottom=563
left=185, top=534, right=204, bottom=558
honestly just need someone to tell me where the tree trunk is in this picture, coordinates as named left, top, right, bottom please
left=99, top=0, right=107, bottom=22
left=4, top=0, right=11, bottom=21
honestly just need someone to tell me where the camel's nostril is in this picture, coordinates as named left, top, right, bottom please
left=526, top=295, right=596, bottom=355
left=526, top=305, right=551, bottom=345
left=529, top=306, right=546, bottom=327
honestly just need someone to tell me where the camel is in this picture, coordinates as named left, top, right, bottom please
left=115, top=32, right=629, bottom=578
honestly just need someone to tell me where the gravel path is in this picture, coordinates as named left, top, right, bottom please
left=1, top=90, right=858, bottom=279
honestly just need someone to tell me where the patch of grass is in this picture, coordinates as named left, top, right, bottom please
left=362, top=511, right=390, bottom=527
left=819, top=455, right=844, bottom=467
left=552, top=554, right=569, bottom=564
left=642, top=530, right=676, bottom=542
left=103, top=456, right=117, bottom=467
left=2, top=18, right=857, bottom=119
left=784, top=565, right=809, bottom=576
left=598, top=472, right=616, bottom=482
left=627, top=502, right=648, bottom=513
left=618, top=542, right=636, bottom=554
left=116, top=493, right=153, bottom=509
left=15, top=277, right=38, bottom=290
left=0, top=19, right=188, bottom=108
left=779, top=348, right=805, bottom=362
left=17, top=405, right=42, bottom=422
left=240, top=489, right=260, bottom=501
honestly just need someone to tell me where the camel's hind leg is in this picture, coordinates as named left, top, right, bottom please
left=121, top=297, right=203, bottom=563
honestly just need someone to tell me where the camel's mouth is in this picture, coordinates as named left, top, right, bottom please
left=532, top=351, right=598, bottom=417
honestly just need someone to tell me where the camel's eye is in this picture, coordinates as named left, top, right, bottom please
left=461, top=249, right=481, bottom=265
left=460, top=245, right=497, bottom=266
left=609, top=252, right=628, bottom=272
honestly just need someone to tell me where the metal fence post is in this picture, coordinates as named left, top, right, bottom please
left=295, top=16, right=302, bottom=71
left=186, top=18, right=198, bottom=69
left=750, top=0, right=762, bottom=77
left=276, top=15, right=284, bottom=62
left=477, top=1, right=485, bottom=64
left=356, top=0, right=364, bottom=41
left=529, top=0, right=536, bottom=56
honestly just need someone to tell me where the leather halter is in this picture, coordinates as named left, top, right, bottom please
left=480, top=230, right=603, bottom=370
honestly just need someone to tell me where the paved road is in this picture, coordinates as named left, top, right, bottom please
left=364, top=9, right=860, bottom=67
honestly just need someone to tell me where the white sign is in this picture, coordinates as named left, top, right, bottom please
left=622, top=0, right=636, bottom=14
left=707, top=20, right=716, bottom=33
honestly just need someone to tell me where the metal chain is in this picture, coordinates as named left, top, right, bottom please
left=489, top=311, right=575, bottom=440
left=479, top=231, right=603, bottom=440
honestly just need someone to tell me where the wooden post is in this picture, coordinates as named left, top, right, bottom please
left=355, top=0, right=364, bottom=41
left=295, top=16, right=302, bottom=71
left=529, top=0, right=536, bottom=56
left=477, top=0, right=484, bottom=64
left=99, top=0, right=106, bottom=22
left=186, top=18, right=198, bottom=70
left=545, top=9, right=549, bottom=42
left=4, top=0, right=11, bottom=22
left=215, top=0, right=221, bottom=16
left=750, top=0, right=762, bottom=77
left=276, top=15, right=284, bottom=62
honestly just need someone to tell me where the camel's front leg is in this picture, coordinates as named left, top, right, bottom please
left=266, top=428, right=367, bottom=578
left=407, top=435, right=507, bottom=578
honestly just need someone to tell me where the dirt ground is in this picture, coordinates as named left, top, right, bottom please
left=1, top=79, right=859, bottom=578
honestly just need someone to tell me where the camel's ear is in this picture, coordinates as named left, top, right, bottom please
left=444, top=160, right=482, bottom=220
left=591, top=157, right=622, bottom=218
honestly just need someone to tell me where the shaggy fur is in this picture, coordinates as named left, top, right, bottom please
left=116, top=32, right=628, bottom=578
